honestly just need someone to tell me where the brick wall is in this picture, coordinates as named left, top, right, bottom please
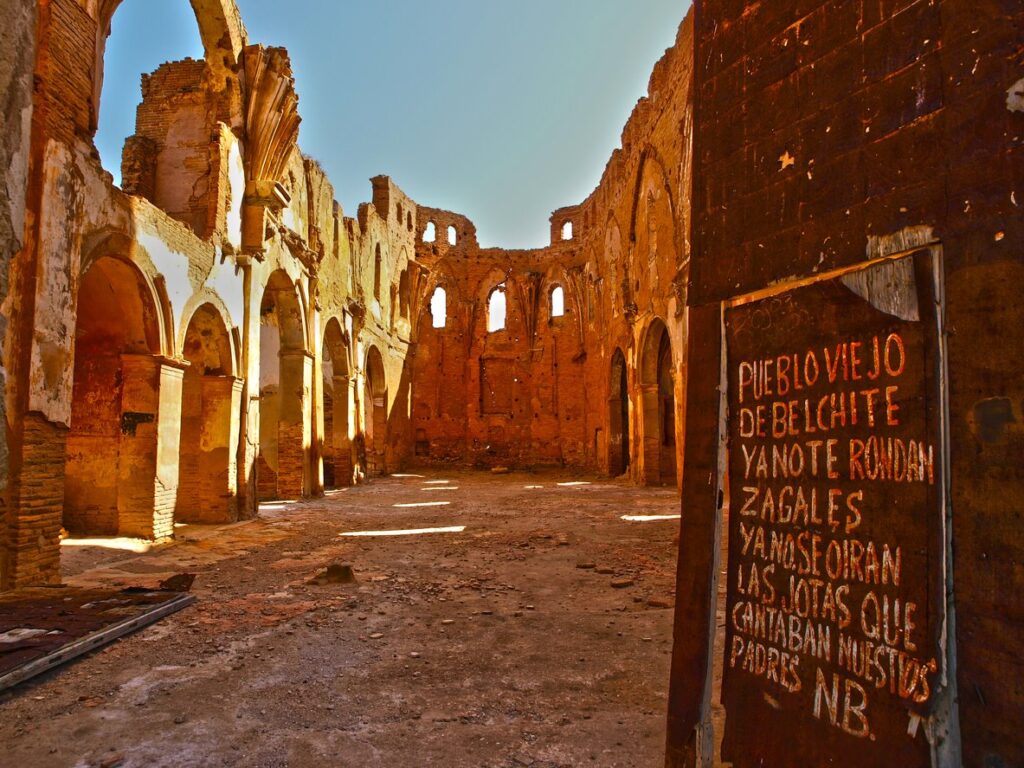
left=409, top=13, right=694, bottom=475
left=4, top=414, right=66, bottom=588
left=673, top=1, right=1024, bottom=765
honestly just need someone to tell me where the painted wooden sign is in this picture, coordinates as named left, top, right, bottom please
left=721, top=253, right=944, bottom=767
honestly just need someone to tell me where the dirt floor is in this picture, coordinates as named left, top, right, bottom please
left=0, top=470, right=683, bottom=768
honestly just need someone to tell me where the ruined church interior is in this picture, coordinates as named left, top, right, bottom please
left=0, top=0, right=1021, bottom=766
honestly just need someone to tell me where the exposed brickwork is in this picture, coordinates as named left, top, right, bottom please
left=410, top=15, right=693, bottom=480
left=671, top=1, right=1024, bottom=766
left=123, top=59, right=218, bottom=237
left=4, top=414, right=66, bottom=588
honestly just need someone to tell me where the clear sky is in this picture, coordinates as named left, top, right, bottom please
left=96, top=1, right=691, bottom=248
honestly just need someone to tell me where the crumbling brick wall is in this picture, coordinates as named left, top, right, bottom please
left=409, top=15, right=694, bottom=479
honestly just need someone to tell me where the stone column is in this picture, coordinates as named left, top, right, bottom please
left=197, top=376, right=243, bottom=522
left=332, top=375, right=353, bottom=486
left=277, top=350, right=312, bottom=499
left=639, top=383, right=661, bottom=486
left=117, top=355, right=185, bottom=540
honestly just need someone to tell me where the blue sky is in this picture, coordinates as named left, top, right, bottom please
left=96, top=1, right=691, bottom=248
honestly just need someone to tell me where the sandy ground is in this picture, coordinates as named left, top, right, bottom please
left=0, top=471, right=683, bottom=768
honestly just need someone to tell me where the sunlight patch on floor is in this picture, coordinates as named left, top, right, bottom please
left=60, top=537, right=152, bottom=553
left=557, top=481, right=591, bottom=487
left=421, top=486, right=459, bottom=491
left=391, top=474, right=426, bottom=479
left=423, top=480, right=450, bottom=485
left=341, top=525, right=466, bottom=538
left=392, top=501, right=452, bottom=508
left=621, top=514, right=681, bottom=522
left=260, top=503, right=299, bottom=512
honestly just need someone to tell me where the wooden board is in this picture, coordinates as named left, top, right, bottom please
left=720, top=252, right=945, bottom=767
left=0, top=587, right=195, bottom=692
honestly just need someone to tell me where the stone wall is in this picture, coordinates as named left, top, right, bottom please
left=669, top=2, right=1024, bottom=767
left=409, top=14, right=694, bottom=481
left=0, top=0, right=36, bottom=587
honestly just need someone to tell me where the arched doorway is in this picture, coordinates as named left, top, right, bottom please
left=258, top=271, right=310, bottom=500
left=177, top=304, right=240, bottom=523
left=608, top=349, right=630, bottom=476
left=640, top=319, right=677, bottom=487
left=321, top=319, right=352, bottom=488
left=64, top=256, right=182, bottom=540
left=364, top=347, right=388, bottom=477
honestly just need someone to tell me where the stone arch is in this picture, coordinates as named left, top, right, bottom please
left=419, top=265, right=458, bottom=334
left=398, top=268, right=411, bottom=319
left=604, top=213, right=628, bottom=315
left=258, top=269, right=311, bottom=500
left=176, top=291, right=239, bottom=372
left=79, top=231, right=176, bottom=359
left=363, top=345, right=388, bottom=476
left=628, top=145, right=677, bottom=245
left=176, top=303, right=241, bottom=523
left=93, top=0, right=246, bottom=134
left=64, top=255, right=183, bottom=540
left=639, top=318, right=676, bottom=486
left=541, top=266, right=570, bottom=325
left=321, top=316, right=353, bottom=488
left=609, top=348, right=631, bottom=477
left=477, top=268, right=511, bottom=336
left=628, top=148, right=680, bottom=301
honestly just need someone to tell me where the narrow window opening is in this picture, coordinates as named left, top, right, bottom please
left=487, top=285, right=506, bottom=333
left=561, top=221, right=574, bottom=241
left=399, top=270, right=410, bottom=319
left=430, top=287, right=447, bottom=329
left=550, top=285, right=565, bottom=318
left=447, top=225, right=457, bottom=246
left=423, top=221, right=436, bottom=242
left=373, top=243, right=382, bottom=300
left=397, top=203, right=404, bottom=223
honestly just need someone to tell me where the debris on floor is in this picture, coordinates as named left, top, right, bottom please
left=308, top=563, right=357, bottom=585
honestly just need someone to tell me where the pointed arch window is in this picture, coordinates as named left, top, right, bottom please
left=373, top=244, right=382, bottom=300
left=487, top=284, right=507, bottom=333
left=550, top=285, right=565, bottom=318
left=430, top=286, right=447, bottom=329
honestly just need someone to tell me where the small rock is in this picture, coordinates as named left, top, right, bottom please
left=441, top=619, right=455, bottom=625
left=611, top=578, right=635, bottom=589
left=308, top=563, right=357, bottom=586
left=596, top=567, right=615, bottom=575
left=369, top=633, right=384, bottom=639
left=647, top=598, right=673, bottom=609
left=576, top=562, right=596, bottom=570
left=99, top=755, right=125, bottom=768
left=173, top=715, right=187, bottom=724
left=159, top=573, right=196, bottom=592
left=491, top=466, right=510, bottom=474
left=409, top=652, right=421, bottom=659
